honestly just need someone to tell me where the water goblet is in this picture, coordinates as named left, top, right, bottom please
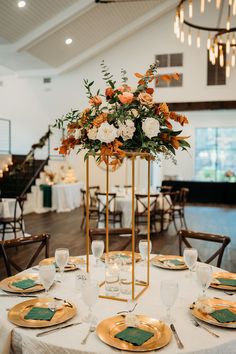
left=81, top=279, right=99, bottom=323
left=91, top=240, right=104, bottom=266
left=39, top=264, right=56, bottom=296
left=196, top=264, right=212, bottom=298
left=183, top=248, right=198, bottom=277
left=160, top=279, right=179, bottom=323
left=55, top=248, right=69, bottom=279
left=139, top=240, right=152, bottom=265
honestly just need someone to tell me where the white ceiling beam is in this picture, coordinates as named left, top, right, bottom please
left=58, top=0, right=177, bottom=74
left=14, top=0, right=95, bottom=52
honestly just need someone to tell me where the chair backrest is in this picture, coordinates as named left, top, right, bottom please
left=178, top=229, right=231, bottom=267
left=81, top=186, right=100, bottom=207
left=135, top=194, right=159, bottom=214
left=96, top=192, right=116, bottom=213
left=156, top=185, right=173, bottom=193
left=177, top=188, right=189, bottom=207
left=0, top=233, right=50, bottom=277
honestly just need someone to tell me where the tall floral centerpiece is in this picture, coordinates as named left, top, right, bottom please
left=55, top=62, right=190, bottom=301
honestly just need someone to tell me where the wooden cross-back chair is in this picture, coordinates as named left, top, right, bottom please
left=0, top=196, right=26, bottom=241
left=96, top=192, right=122, bottom=227
left=153, top=191, right=180, bottom=232
left=80, top=186, right=100, bottom=229
left=172, top=188, right=189, bottom=230
left=0, top=233, right=50, bottom=277
left=178, top=229, right=231, bottom=268
left=135, top=194, right=159, bottom=233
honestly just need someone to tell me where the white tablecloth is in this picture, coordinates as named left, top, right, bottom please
left=0, top=198, right=23, bottom=240
left=1, top=258, right=236, bottom=354
left=34, top=182, right=84, bottom=213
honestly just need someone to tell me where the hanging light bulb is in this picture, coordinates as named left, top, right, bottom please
left=229, top=0, right=233, bottom=5
left=180, top=27, right=185, bottom=43
left=188, top=28, right=192, bottom=46
left=216, top=0, right=221, bottom=9
left=226, top=62, right=231, bottom=77
left=208, top=0, right=211, bottom=2
left=214, top=40, right=219, bottom=58
left=232, top=34, right=236, bottom=45
left=197, top=31, right=201, bottom=48
left=233, top=0, right=236, bottom=15
left=176, top=24, right=180, bottom=39
left=211, top=53, right=216, bottom=65
left=180, top=4, right=184, bottom=23
left=231, top=48, right=236, bottom=66
left=201, top=0, right=205, bottom=13
left=226, top=34, right=231, bottom=54
left=226, top=16, right=231, bottom=31
left=207, top=33, right=211, bottom=49
left=219, top=46, right=224, bottom=67
left=189, top=0, right=193, bottom=18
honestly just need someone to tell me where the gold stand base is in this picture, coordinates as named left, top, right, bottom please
left=99, top=280, right=149, bottom=302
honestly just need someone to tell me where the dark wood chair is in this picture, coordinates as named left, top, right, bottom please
left=0, top=196, right=26, bottom=241
left=156, top=185, right=173, bottom=193
left=171, top=188, right=189, bottom=231
left=178, top=229, right=231, bottom=267
left=135, top=194, right=159, bottom=233
left=96, top=192, right=122, bottom=227
left=89, top=227, right=139, bottom=251
left=80, top=186, right=100, bottom=229
left=0, top=233, right=50, bottom=277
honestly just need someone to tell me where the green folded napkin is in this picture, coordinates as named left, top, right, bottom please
left=210, top=309, right=236, bottom=323
left=12, top=279, right=37, bottom=290
left=216, top=278, right=236, bottom=287
left=115, top=327, right=154, bottom=346
left=168, top=259, right=185, bottom=266
left=24, top=307, right=55, bottom=321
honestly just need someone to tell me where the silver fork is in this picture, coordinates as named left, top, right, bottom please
left=192, top=319, right=219, bottom=338
left=81, top=325, right=96, bottom=345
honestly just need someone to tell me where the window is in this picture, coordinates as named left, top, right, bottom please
left=195, top=128, right=236, bottom=181
left=155, top=53, right=183, bottom=67
left=207, top=48, right=226, bottom=86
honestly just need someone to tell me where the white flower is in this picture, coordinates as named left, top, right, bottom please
left=87, top=126, right=98, bottom=140
left=74, top=129, right=81, bottom=140
left=142, top=117, right=160, bottom=139
left=97, top=122, right=117, bottom=144
left=118, top=120, right=136, bottom=141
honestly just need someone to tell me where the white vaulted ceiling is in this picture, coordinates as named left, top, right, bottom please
left=0, top=0, right=177, bottom=76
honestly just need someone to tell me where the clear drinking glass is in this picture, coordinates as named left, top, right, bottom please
left=196, top=264, right=212, bottom=298
left=81, top=279, right=99, bottom=323
left=91, top=240, right=104, bottom=266
left=55, top=248, right=69, bottom=278
left=183, top=248, right=198, bottom=277
left=139, top=240, right=152, bottom=264
left=39, top=264, right=56, bottom=296
left=105, top=255, right=120, bottom=297
left=160, top=279, right=179, bottom=323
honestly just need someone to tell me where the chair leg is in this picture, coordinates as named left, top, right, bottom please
left=182, top=212, right=188, bottom=229
left=173, top=215, right=178, bottom=232
left=80, top=216, right=85, bottom=230
left=2, top=224, right=6, bottom=241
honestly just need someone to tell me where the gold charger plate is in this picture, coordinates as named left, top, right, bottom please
left=100, top=251, right=141, bottom=263
left=96, top=315, right=172, bottom=352
left=8, top=297, right=76, bottom=328
left=151, top=255, right=187, bottom=270
left=190, top=297, right=236, bottom=328
left=39, top=256, right=85, bottom=271
left=210, top=272, right=236, bottom=291
left=0, top=274, right=44, bottom=293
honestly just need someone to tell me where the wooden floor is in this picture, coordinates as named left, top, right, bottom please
left=1, top=204, right=236, bottom=280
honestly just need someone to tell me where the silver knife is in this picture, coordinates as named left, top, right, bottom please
left=36, top=322, right=82, bottom=337
left=170, top=324, right=184, bottom=349
left=0, top=294, right=38, bottom=298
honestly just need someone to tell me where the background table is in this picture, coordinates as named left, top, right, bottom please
left=1, top=257, right=236, bottom=354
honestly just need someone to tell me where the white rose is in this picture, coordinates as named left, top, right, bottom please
left=74, top=129, right=81, bottom=140
left=97, top=122, right=117, bottom=144
left=87, top=127, right=98, bottom=140
left=142, top=117, right=160, bottom=139
left=126, top=119, right=135, bottom=128
left=118, top=120, right=136, bottom=141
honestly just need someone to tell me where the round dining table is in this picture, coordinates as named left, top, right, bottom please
left=0, top=256, right=236, bottom=354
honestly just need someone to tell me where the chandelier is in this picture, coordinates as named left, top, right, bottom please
left=174, top=0, right=236, bottom=78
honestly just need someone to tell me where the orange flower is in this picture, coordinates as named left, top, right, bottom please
left=118, top=92, right=134, bottom=104
left=93, top=113, right=108, bottom=127
left=157, top=103, right=170, bottom=118
left=138, top=92, right=153, bottom=106
left=105, top=87, right=114, bottom=98
left=89, top=95, right=102, bottom=106
left=169, top=112, right=189, bottom=126
left=146, top=88, right=154, bottom=95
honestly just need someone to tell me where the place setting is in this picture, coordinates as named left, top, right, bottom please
left=151, top=255, right=187, bottom=270
left=39, top=248, right=85, bottom=272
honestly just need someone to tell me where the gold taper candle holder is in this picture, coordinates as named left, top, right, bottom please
left=85, top=152, right=151, bottom=301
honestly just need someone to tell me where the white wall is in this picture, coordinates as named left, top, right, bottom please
left=0, top=10, right=236, bottom=186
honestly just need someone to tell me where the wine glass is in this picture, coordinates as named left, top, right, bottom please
left=139, top=240, right=152, bottom=265
left=183, top=248, right=198, bottom=277
left=91, top=240, right=104, bottom=266
left=81, top=279, right=99, bottom=323
left=39, top=264, right=56, bottom=296
left=55, top=248, right=69, bottom=278
left=196, top=264, right=212, bottom=298
left=160, top=279, right=179, bottom=323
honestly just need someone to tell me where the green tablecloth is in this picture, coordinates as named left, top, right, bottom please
left=40, top=184, right=52, bottom=207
